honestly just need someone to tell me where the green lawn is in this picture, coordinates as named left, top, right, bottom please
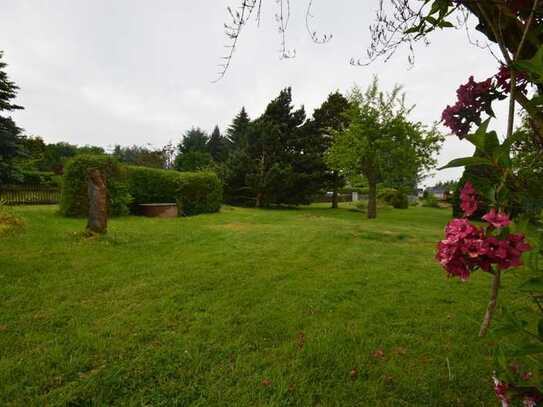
left=0, top=204, right=517, bottom=405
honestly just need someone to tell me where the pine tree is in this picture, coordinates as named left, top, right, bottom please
left=207, top=125, right=229, bottom=162
left=245, top=87, right=322, bottom=207
left=0, top=51, right=24, bottom=183
left=226, top=107, right=250, bottom=149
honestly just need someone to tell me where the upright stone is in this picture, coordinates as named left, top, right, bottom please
left=87, top=168, right=107, bottom=234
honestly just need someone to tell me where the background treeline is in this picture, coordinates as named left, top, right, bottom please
left=5, top=86, right=440, bottom=209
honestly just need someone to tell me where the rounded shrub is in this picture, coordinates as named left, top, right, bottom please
left=391, top=191, right=409, bottom=209
left=60, top=155, right=132, bottom=217
left=377, top=188, right=398, bottom=205
left=177, top=172, right=222, bottom=216
left=126, top=166, right=182, bottom=205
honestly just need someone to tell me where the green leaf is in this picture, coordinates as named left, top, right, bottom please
left=465, top=119, right=491, bottom=151
left=538, top=319, right=543, bottom=339
left=438, top=156, right=493, bottom=170
left=519, top=277, right=543, bottom=291
left=437, top=20, right=454, bottom=28
left=513, top=45, right=543, bottom=84
left=404, top=25, right=421, bottom=34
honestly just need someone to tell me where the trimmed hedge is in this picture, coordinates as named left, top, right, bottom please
left=60, top=155, right=132, bottom=217
left=177, top=172, right=222, bottom=216
left=61, top=159, right=222, bottom=217
left=126, top=166, right=182, bottom=205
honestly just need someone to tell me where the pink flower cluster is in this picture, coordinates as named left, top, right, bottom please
left=495, top=64, right=528, bottom=95
left=493, top=368, right=541, bottom=407
left=435, top=183, right=531, bottom=280
left=442, top=66, right=528, bottom=138
left=460, top=181, right=478, bottom=217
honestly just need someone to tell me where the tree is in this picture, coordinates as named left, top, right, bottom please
left=0, top=51, right=24, bottom=183
left=223, top=108, right=252, bottom=204
left=310, top=91, right=351, bottom=208
left=326, top=79, right=442, bottom=219
left=243, top=87, right=325, bottom=207
left=175, top=127, right=212, bottom=171
left=113, top=144, right=167, bottom=168
left=207, top=125, right=229, bottom=162
left=226, top=106, right=250, bottom=149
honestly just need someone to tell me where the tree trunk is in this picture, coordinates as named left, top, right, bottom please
left=479, top=270, right=501, bottom=337
left=255, top=192, right=262, bottom=208
left=87, top=168, right=107, bottom=234
left=367, top=178, right=377, bottom=219
left=331, top=172, right=338, bottom=209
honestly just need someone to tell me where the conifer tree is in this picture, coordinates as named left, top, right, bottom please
left=207, top=125, right=229, bottom=162
left=0, top=51, right=24, bottom=183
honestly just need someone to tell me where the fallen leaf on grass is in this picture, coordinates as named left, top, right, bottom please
left=372, top=348, right=385, bottom=359
left=261, top=378, right=272, bottom=387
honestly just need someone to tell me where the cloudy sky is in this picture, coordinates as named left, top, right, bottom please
left=2, top=1, right=511, bottom=184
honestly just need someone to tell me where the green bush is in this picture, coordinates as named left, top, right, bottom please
left=391, top=191, right=409, bottom=209
left=126, top=166, right=182, bottom=205
left=60, top=155, right=132, bottom=217
left=126, top=166, right=222, bottom=216
left=20, top=170, right=60, bottom=186
left=377, top=188, right=398, bottom=205
left=422, top=194, right=440, bottom=208
left=177, top=172, right=222, bottom=216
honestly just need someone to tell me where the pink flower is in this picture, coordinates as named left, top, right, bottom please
left=460, top=182, right=478, bottom=217
left=493, top=374, right=511, bottom=407
left=483, top=208, right=511, bottom=228
left=445, top=218, right=480, bottom=241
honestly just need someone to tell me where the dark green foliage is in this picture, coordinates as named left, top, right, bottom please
left=60, top=155, right=132, bottom=217
left=391, top=191, right=409, bottom=209
left=244, top=87, right=324, bottom=206
left=175, top=150, right=213, bottom=172
left=223, top=149, right=253, bottom=205
left=113, top=144, right=167, bottom=169
left=125, top=166, right=183, bottom=205
left=207, top=125, right=230, bottom=162
left=177, top=172, right=222, bottom=215
left=20, top=170, right=60, bottom=186
left=175, top=127, right=213, bottom=171
left=310, top=91, right=351, bottom=207
left=0, top=51, right=24, bottom=183
left=377, top=188, right=399, bottom=205
left=223, top=108, right=252, bottom=204
left=226, top=107, right=250, bottom=148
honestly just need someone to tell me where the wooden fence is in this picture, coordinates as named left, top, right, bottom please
left=0, top=184, right=61, bottom=205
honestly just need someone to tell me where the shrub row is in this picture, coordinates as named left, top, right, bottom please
left=60, top=155, right=222, bottom=217
left=126, top=166, right=222, bottom=215
left=60, top=155, right=132, bottom=217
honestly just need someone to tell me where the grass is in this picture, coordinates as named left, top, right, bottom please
left=0, top=203, right=526, bottom=405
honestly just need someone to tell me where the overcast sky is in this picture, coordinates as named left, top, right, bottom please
left=2, top=1, right=511, bottom=185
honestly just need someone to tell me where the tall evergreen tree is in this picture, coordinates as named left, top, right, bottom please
left=310, top=91, right=351, bottom=208
left=0, top=51, right=24, bottom=183
left=244, top=87, right=323, bottom=207
left=207, top=125, right=229, bottom=162
left=226, top=107, right=250, bottom=149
